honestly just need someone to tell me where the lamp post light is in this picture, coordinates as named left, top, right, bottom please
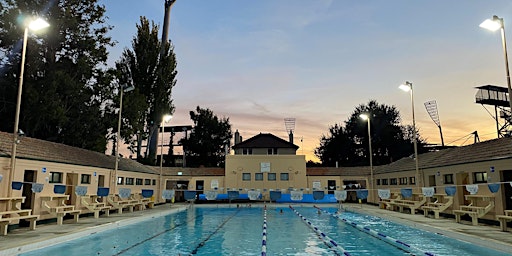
left=359, top=113, right=373, bottom=203
left=399, top=81, right=420, bottom=188
left=9, top=17, right=49, bottom=197
left=113, top=83, right=135, bottom=194
left=480, top=15, right=512, bottom=112
left=159, top=114, right=172, bottom=202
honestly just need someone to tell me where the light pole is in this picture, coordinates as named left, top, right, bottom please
left=9, top=18, right=49, bottom=197
left=113, top=83, right=135, bottom=194
left=359, top=113, right=373, bottom=203
left=400, top=81, right=420, bottom=188
left=159, top=114, right=172, bottom=202
left=480, top=15, right=512, bottom=113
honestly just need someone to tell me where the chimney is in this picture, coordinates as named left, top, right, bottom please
left=289, top=130, right=293, bottom=144
left=234, top=130, right=240, bottom=145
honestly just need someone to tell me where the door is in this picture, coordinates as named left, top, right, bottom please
left=502, top=170, right=512, bottom=210
left=21, top=170, right=37, bottom=210
left=327, top=180, right=336, bottom=194
left=65, top=173, right=79, bottom=205
left=98, top=175, right=105, bottom=187
left=428, top=175, right=436, bottom=193
left=196, top=180, right=204, bottom=199
left=457, top=172, right=470, bottom=205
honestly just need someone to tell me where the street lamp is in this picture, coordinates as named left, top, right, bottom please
left=159, top=114, right=172, bottom=202
left=480, top=15, right=512, bottom=112
left=113, top=82, right=135, bottom=194
left=9, top=17, right=49, bottom=196
left=399, top=81, right=420, bottom=188
left=359, top=113, right=373, bottom=203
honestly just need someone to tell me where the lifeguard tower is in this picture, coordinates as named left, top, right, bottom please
left=475, top=85, right=511, bottom=137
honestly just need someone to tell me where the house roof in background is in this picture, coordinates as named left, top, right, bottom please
left=233, top=133, right=299, bottom=150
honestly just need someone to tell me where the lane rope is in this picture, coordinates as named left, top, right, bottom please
left=314, top=206, right=436, bottom=256
left=261, top=208, right=267, bottom=256
left=289, top=205, right=350, bottom=256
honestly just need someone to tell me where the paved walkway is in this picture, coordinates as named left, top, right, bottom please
left=0, top=203, right=511, bottom=255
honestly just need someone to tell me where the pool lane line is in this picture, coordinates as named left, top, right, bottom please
left=261, top=209, right=267, bottom=256
left=113, top=208, right=217, bottom=256
left=113, top=208, right=221, bottom=256
left=289, top=206, right=350, bottom=256
left=189, top=209, right=241, bottom=255
left=314, top=206, right=436, bottom=256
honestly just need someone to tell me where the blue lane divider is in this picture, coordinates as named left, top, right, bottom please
left=261, top=209, right=267, bottom=256
left=289, top=206, right=350, bottom=256
left=314, top=206, right=436, bottom=256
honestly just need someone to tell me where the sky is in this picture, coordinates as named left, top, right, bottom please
left=99, top=0, right=512, bottom=162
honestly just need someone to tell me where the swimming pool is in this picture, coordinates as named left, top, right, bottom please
left=21, top=205, right=510, bottom=255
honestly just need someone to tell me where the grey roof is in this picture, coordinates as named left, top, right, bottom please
left=161, top=167, right=225, bottom=176
left=306, top=166, right=370, bottom=176
left=233, top=133, right=299, bottom=150
left=0, top=131, right=158, bottom=174
left=375, top=137, right=512, bottom=174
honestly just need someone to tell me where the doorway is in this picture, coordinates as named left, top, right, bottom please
left=327, top=180, right=336, bottom=194
left=65, top=173, right=79, bottom=205
left=98, top=175, right=105, bottom=188
left=456, top=172, right=470, bottom=205
left=502, top=170, right=512, bottom=210
left=21, top=170, right=37, bottom=210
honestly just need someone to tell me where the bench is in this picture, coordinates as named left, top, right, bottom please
left=41, top=195, right=81, bottom=225
left=80, top=195, right=111, bottom=218
left=422, top=194, right=453, bottom=219
left=388, top=196, right=426, bottom=214
left=131, top=193, right=154, bottom=210
left=496, top=210, right=512, bottom=231
left=107, top=195, right=142, bottom=214
left=0, top=215, right=39, bottom=236
left=453, top=195, right=494, bottom=226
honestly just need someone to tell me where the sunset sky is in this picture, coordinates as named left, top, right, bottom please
left=100, top=0, right=512, bottom=162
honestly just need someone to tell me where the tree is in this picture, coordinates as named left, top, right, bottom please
left=180, top=106, right=232, bottom=167
left=315, top=100, right=425, bottom=167
left=115, top=17, right=177, bottom=163
left=0, top=0, right=115, bottom=152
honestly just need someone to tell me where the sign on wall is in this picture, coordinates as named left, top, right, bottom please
left=211, top=179, right=219, bottom=189
left=312, top=181, right=321, bottom=190
left=260, top=162, right=270, bottom=172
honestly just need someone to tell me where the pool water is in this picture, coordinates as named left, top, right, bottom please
left=21, top=206, right=510, bottom=255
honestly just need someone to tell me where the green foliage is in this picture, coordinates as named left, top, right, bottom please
left=115, top=17, right=177, bottom=162
left=180, top=106, right=232, bottom=167
left=0, top=0, right=115, bottom=152
left=315, top=100, right=425, bottom=167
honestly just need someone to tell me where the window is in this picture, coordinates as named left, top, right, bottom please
left=117, top=177, right=124, bottom=185
left=242, top=148, right=252, bottom=155
left=242, top=173, right=251, bottom=181
left=145, top=179, right=151, bottom=185
left=473, top=172, right=487, bottom=183
left=152, top=179, right=156, bottom=185
left=267, top=148, right=277, bottom=155
left=381, top=179, right=388, bottom=185
left=280, top=173, right=289, bottom=181
left=399, top=177, right=407, bottom=185
left=444, top=174, right=454, bottom=184
left=136, top=178, right=143, bottom=185
left=268, top=173, right=276, bottom=181
left=255, top=173, right=263, bottom=181
left=376, top=179, right=381, bottom=185
left=81, top=174, right=91, bottom=184
left=49, top=172, right=63, bottom=183
left=390, top=178, right=397, bottom=185
left=409, top=177, right=416, bottom=185
left=126, top=178, right=134, bottom=185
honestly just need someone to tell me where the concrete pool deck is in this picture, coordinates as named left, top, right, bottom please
left=0, top=203, right=511, bottom=255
